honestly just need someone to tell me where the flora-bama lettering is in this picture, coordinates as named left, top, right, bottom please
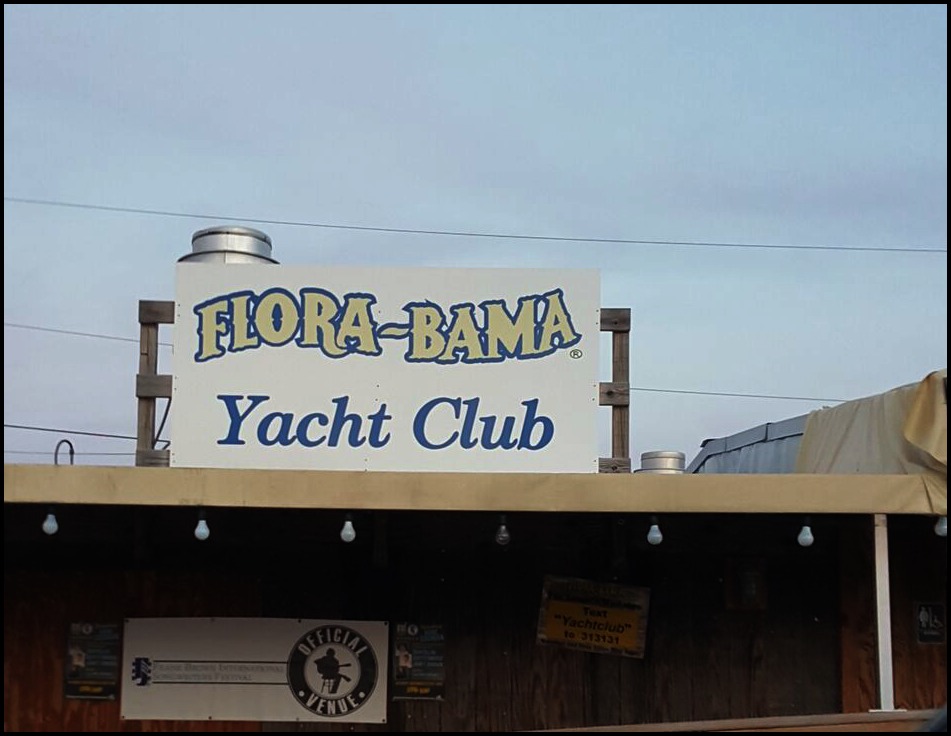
left=193, top=287, right=580, bottom=363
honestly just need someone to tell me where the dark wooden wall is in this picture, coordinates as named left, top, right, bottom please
left=837, top=515, right=947, bottom=713
left=3, top=505, right=262, bottom=733
left=3, top=571, right=262, bottom=732
left=838, top=516, right=878, bottom=712
left=4, top=505, right=945, bottom=732
left=888, top=515, right=948, bottom=710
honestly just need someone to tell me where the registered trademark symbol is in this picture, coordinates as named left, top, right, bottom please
left=569, top=349, right=583, bottom=359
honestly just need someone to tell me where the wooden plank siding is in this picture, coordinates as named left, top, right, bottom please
left=838, top=516, right=878, bottom=713
left=10, top=507, right=932, bottom=732
left=837, top=515, right=948, bottom=713
left=533, top=709, right=940, bottom=732
left=888, top=515, right=948, bottom=710
left=3, top=570, right=261, bottom=732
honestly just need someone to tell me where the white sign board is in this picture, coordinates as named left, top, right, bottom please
left=120, top=618, right=388, bottom=723
left=171, top=265, right=600, bottom=472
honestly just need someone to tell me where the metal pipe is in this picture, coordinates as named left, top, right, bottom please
left=179, top=226, right=278, bottom=264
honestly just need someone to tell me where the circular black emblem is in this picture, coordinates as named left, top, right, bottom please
left=287, top=625, right=378, bottom=717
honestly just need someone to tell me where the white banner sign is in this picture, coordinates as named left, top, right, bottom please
left=120, top=618, right=388, bottom=723
left=171, top=265, right=600, bottom=472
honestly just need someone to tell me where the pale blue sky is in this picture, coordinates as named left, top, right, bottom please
left=4, top=4, right=947, bottom=466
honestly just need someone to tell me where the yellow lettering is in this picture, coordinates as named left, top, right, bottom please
left=438, top=305, right=485, bottom=362
left=256, top=291, right=298, bottom=345
left=231, top=294, right=260, bottom=351
left=338, top=296, right=381, bottom=355
left=299, top=291, right=345, bottom=357
left=407, top=304, right=446, bottom=360
left=195, top=298, right=230, bottom=361
left=539, top=291, right=579, bottom=350
left=484, top=298, right=537, bottom=358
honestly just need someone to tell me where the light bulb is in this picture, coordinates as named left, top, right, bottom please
left=646, top=523, right=663, bottom=546
left=194, top=517, right=210, bottom=541
left=797, top=525, right=814, bottom=547
left=340, top=518, right=356, bottom=543
left=42, top=512, right=59, bottom=536
left=935, top=516, right=948, bottom=538
left=495, top=522, right=511, bottom=546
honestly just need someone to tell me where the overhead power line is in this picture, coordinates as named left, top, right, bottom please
left=4, top=321, right=848, bottom=404
left=631, top=386, right=844, bottom=402
left=4, top=321, right=173, bottom=347
left=5, top=449, right=134, bottom=456
left=5, top=196, right=946, bottom=254
left=3, top=423, right=138, bottom=441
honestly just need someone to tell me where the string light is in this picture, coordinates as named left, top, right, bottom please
left=495, top=515, right=511, bottom=546
left=340, top=514, right=356, bottom=543
left=43, top=439, right=75, bottom=536
left=646, top=515, right=663, bottom=546
left=194, top=510, right=210, bottom=541
left=42, top=510, right=59, bottom=536
left=797, top=516, right=815, bottom=547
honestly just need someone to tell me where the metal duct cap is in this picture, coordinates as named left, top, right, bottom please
left=179, top=226, right=278, bottom=264
left=638, top=451, right=686, bottom=474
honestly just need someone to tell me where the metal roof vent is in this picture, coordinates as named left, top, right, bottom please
left=179, top=226, right=278, bottom=264
left=638, top=451, right=686, bottom=474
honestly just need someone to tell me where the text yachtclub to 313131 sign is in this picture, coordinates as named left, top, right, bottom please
left=171, top=265, right=600, bottom=473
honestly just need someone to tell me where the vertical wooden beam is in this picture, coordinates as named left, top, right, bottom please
left=136, top=316, right=159, bottom=466
left=136, top=300, right=174, bottom=467
left=612, top=323, right=630, bottom=461
left=599, top=309, right=632, bottom=472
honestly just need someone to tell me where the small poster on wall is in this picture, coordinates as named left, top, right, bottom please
left=536, top=576, right=650, bottom=658
left=64, top=622, right=121, bottom=700
left=391, top=623, right=445, bottom=700
left=121, top=617, right=388, bottom=722
left=916, top=603, right=946, bottom=644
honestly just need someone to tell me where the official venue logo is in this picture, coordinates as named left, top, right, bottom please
left=287, top=625, right=379, bottom=718
left=131, top=657, right=153, bottom=686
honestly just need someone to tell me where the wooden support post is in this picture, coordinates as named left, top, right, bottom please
left=612, top=329, right=630, bottom=461
left=136, top=300, right=174, bottom=467
left=136, top=321, right=159, bottom=467
left=599, top=308, right=631, bottom=473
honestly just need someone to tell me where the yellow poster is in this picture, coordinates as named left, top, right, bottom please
left=537, top=576, right=650, bottom=658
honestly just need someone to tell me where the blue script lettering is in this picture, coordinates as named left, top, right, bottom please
left=216, top=394, right=392, bottom=448
left=413, top=397, right=554, bottom=451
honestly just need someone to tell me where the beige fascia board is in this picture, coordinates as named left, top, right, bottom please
left=4, top=464, right=946, bottom=516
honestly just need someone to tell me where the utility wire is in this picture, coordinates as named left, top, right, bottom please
left=3, top=423, right=138, bottom=441
left=631, top=387, right=844, bottom=402
left=5, top=196, right=946, bottom=254
left=5, top=449, right=134, bottom=456
left=4, top=321, right=173, bottom=347
left=4, top=322, right=848, bottom=403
